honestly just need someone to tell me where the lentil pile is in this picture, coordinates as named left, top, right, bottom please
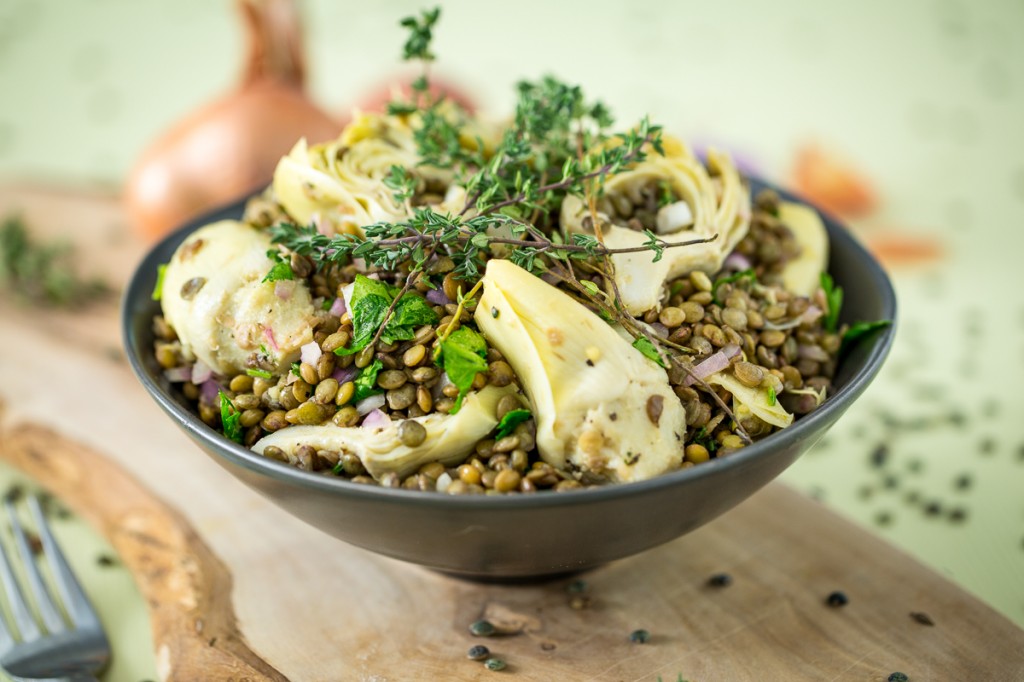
left=151, top=185, right=844, bottom=494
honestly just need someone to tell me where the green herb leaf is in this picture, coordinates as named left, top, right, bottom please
left=382, top=292, right=438, bottom=344
left=495, top=408, right=531, bottom=440
left=820, top=272, right=844, bottom=333
left=218, top=391, right=243, bottom=444
left=438, top=326, right=488, bottom=413
left=246, top=368, right=273, bottom=379
left=632, top=336, right=667, bottom=368
left=353, top=358, right=384, bottom=403
left=152, top=264, right=167, bottom=301
left=712, top=269, right=756, bottom=305
left=336, top=274, right=438, bottom=353
left=290, top=362, right=301, bottom=378
left=841, top=319, right=892, bottom=349
left=692, top=426, right=719, bottom=453
left=400, top=7, right=441, bottom=62
left=262, top=251, right=295, bottom=283
left=767, top=386, right=777, bottom=406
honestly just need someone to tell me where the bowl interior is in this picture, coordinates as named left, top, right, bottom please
left=122, top=179, right=896, bottom=577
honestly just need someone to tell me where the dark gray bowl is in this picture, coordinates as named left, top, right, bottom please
left=123, top=180, right=895, bottom=579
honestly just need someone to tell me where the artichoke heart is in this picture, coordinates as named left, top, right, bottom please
left=474, top=260, right=688, bottom=483
left=161, top=220, right=315, bottom=376
left=561, top=144, right=751, bottom=315
left=777, top=201, right=829, bottom=297
left=706, top=373, right=793, bottom=429
left=252, top=385, right=517, bottom=480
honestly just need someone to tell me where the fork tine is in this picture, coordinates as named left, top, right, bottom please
left=0, top=512, right=41, bottom=644
left=5, top=498, right=66, bottom=635
left=27, top=495, right=102, bottom=630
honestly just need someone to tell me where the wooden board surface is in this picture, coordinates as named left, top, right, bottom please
left=1, top=185, right=1022, bottom=681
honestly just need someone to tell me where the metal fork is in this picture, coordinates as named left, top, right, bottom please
left=0, top=494, right=110, bottom=682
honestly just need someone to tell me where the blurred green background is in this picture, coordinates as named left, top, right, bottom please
left=0, top=1, right=1022, bottom=677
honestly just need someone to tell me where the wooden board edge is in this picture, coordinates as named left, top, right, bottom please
left=0, top=420, right=289, bottom=682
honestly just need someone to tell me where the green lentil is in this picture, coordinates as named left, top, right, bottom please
left=229, top=374, right=254, bottom=392
left=299, top=362, right=318, bottom=385
left=470, top=620, right=496, bottom=637
left=467, top=645, right=490, bottom=661
left=398, top=420, right=427, bottom=447
left=484, top=657, right=506, bottom=671
left=315, top=378, right=339, bottom=404
left=629, top=629, right=650, bottom=644
left=332, top=405, right=360, bottom=427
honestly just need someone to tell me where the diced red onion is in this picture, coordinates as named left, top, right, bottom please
left=425, top=288, right=452, bottom=306
left=329, top=296, right=347, bottom=317
left=721, top=343, right=742, bottom=359
left=683, top=351, right=731, bottom=386
left=341, top=283, right=355, bottom=315
left=723, top=252, right=752, bottom=271
left=274, top=280, right=293, bottom=300
left=200, top=379, right=221, bottom=404
left=264, top=327, right=279, bottom=352
left=300, top=341, right=322, bottom=367
left=356, top=394, right=386, bottom=416
left=360, top=407, right=391, bottom=428
left=163, top=366, right=192, bottom=383
left=332, top=366, right=359, bottom=384
left=191, top=359, right=213, bottom=384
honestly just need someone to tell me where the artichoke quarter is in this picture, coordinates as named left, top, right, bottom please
left=160, top=220, right=316, bottom=376
left=561, top=144, right=750, bottom=315
left=474, top=260, right=688, bottom=483
left=252, top=385, right=517, bottom=480
left=777, top=201, right=829, bottom=297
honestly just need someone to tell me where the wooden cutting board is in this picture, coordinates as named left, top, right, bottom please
left=1, top=184, right=1022, bottom=681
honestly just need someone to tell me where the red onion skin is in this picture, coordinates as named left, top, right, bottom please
left=360, top=408, right=392, bottom=429
left=683, top=351, right=730, bottom=386
left=332, top=366, right=359, bottom=384
left=425, top=288, right=452, bottom=306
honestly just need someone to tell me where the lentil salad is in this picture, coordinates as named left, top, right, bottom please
left=148, top=8, right=875, bottom=495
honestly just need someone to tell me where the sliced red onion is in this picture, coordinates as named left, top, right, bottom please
left=163, top=366, right=192, bottom=383
left=800, top=304, right=823, bottom=325
left=332, top=366, right=359, bottom=384
left=356, top=394, right=386, bottom=416
left=312, top=212, right=330, bottom=236
left=721, top=343, right=742, bottom=359
left=683, top=351, right=730, bottom=386
left=329, top=296, right=347, bottom=317
left=274, top=280, right=293, bottom=300
left=200, top=379, right=221, bottom=404
left=264, top=327, right=279, bottom=352
left=425, top=288, right=452, bottom=306
left=360, top=407, right=391, bottom=428
left=300, top=341, right=322, bottom=367
left=650, top=322, right=669, bottom=339
left=723, top=252, right=752, bottom=271
left=191, top=359, right=213, bottom=384
left=762, top=317, right=803, bottom=331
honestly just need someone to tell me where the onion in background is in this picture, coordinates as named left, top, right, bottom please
left=124, top=0, right=340, bottom=241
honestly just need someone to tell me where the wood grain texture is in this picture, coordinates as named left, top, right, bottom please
left=1, top=185, right=1022, bottom=681
left=0, top=424, right=286, bottom=682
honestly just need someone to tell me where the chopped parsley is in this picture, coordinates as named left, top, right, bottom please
left=842, top=319, right=892, bottom=348
left=352, top=358, right=384, bottom=403
left=691, top=426, right=719, bottom=453
left=495, top=408, right=531, bottom=440
left=632, top=336, right=667, bottom=368
left=262, top=251, right=295, bottom=283
left=218, top=391, right=244, bottom=443
left=152, top=263, right=167, bottom=301
left=290, top=362, right=301, bottom=378
left=820, top=272, right=843, bottom=333
left=246, top=368, right=273, bottom=379
left=767, top=386, right=777, bottom=406
left=437, top=326, right=488, bottom=413
left=335, top=274, right=438, bottom=355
